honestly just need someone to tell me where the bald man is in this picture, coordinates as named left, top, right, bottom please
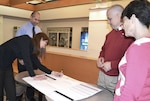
left=96, top=4, right=135, bottom=94
left=16, top=11, right=42, bottom=37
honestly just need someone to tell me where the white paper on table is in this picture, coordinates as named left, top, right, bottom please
left=23, top=74, right=102, bottom=101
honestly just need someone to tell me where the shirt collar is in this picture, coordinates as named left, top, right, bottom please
left=115, top=24, right=123, bottom=31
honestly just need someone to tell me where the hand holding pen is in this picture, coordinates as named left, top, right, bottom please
left=51, top=70, right=63, bottom=77
left=33, top=75, right=47, bottom=80
left=33, top=70, right=63, bottom=80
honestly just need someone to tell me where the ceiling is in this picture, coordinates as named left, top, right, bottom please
left=0, top=0, right=117, bottom=11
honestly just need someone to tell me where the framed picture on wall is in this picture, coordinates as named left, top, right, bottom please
left=47, top=27, right=72, bottom=48
left=58, top=33, right=69, bottom=47
left=49, top=33, right=57, bottom=46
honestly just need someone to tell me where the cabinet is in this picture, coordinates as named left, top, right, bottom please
left=47, top=27, right=72, bottom=48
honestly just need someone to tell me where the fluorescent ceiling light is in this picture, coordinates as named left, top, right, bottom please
left=45, top=0, right=53, bottom=1
left=26, top=0, right=42, bottom=5
left=26, top=0, right=56, bottom=5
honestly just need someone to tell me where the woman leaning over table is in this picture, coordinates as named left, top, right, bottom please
left=114, top=0, right=150, bottom=101
left=0, top=32, right=61, bottom=101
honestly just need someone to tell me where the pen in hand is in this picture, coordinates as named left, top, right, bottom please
left=51, top=71, right=63, bottom=77
left=61, top=69, right=63, bottom=74
left=45, top=74, right=56, bottom=80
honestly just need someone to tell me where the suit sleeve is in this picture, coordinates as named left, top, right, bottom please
left=31, top=55, right=52, bottom=74
left=19, top=37, right=35, bottom=76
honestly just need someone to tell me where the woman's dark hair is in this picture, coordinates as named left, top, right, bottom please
left=121, top=0, right=150, bottom=28
left=32, top=32, right=49, bottom=58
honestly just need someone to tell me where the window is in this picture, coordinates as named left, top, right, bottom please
left=48, top=27, right=72, bottom=48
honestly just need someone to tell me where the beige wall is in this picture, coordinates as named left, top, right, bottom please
left=0, top=16, right=3, bottom=44
left=3, top=17, right=27, bottom=42
left=40, top=3, right=95, bottom=20
left=0, top=5, right=31, bottom=18
left=2, top=16, right=88, bottom=50
left=0, top=0, right=131, bottom=60
left=41, top=18, right=89, bottom=50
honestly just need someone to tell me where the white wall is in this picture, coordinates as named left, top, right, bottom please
left=41, top=18, right=89, bottom=49
left=0, top=16, right=4, bottom=44
left=39, top=3, right=95, bottom=20
left=0, top=0, right=131, bottom=60
left=3, top=17, right=28, bottom=42
left=2, top=16, right=88, bottom=49
left=0, top=5, right=31, bottom=18
left=43, top=0, right=131, bottom=59
left=87, top=0, right=131, bottom=58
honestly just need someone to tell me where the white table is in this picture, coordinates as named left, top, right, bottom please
left=15, top=69, right=45, bottom=101
left=15, top=69, right=45, bottom=86
left=45, top=85, right=113, bottom=101
left=22, top=73, right=114, bottom=101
